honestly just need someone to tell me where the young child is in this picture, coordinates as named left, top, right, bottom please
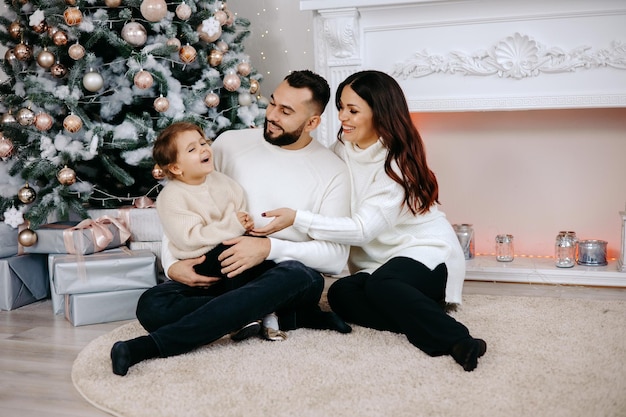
left=152, top=121, right=285, bottom=341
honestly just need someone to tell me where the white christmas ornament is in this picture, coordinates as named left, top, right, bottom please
left=198, top=18, right=221, bottom=43
left=3, top=206, right=24, bottom=228
left=83, top=70, right=104, bottom=92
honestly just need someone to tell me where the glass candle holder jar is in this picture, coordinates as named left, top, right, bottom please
left=495, top=234, right=514, bottom=262
left=555, top=231, right=577, bottom=268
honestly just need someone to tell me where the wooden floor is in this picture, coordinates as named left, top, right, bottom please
left=1, top=280, right=625, bottom=417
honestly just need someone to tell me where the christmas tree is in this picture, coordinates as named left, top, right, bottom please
left=0, top=0, right=266, bottom=230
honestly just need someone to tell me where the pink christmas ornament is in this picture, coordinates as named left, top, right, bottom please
left=134, top=70, right=154, bottom=89
left=140, top=0, right=168, bottom=22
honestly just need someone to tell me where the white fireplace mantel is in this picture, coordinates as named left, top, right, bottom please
left=301, top=0, right=626, bottom=145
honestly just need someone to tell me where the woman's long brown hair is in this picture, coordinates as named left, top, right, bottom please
left=335, top=70, right=439, bottom=215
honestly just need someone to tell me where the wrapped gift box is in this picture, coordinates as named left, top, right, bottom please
left=0, top=254, right=49, bottom=311
left=129, top=241, right=163, bottom=273
left=24, top=218, right=129, bottom=255
left=88, top=206, right=162, bottom=242
left=48, top=248, right=157, bottom=315
left=64, top=288, right=146, bottom=326
left=0, top=224, right=18, bottom=258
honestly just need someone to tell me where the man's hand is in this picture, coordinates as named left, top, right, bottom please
left=167, top=255, right=221, bottom=287
left=218, top=236, right=270, bottom=277
left=250, top=208, right=296, bottom=236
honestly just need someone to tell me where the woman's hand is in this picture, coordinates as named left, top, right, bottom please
left=250, top=208, right=296, bottom=236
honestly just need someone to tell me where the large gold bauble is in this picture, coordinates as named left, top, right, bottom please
left=63, top=114, right=83, bottom=133
left=214, top=10, right=227, bottom=25
left=166, top=38, right=181, bottom=51
left=1, top=111, right=16, bottom=124
left=104, top=0, right=122, bottom=7
left=18, top=229, right=38, bottom=247
left=17, top=183, right=36, bottom=204
left=31, top=20, right=48, bottom=34
left=57, top=165, right=77, bottom=185
left=140, top=0, right=168, bottom=22
left=63, top=7, right=83, bottom=26
left=9, top=21, right=23, bottom=39
left=13, top=43, right=33, bottom=61
left=52, top=30, right=69, bottom=46
left=4, top=49, right=17, bottom=65
left=208, top=49, right=223, bottom=67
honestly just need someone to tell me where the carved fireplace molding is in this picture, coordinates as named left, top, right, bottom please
left=300, top=0, right=626, bottom=145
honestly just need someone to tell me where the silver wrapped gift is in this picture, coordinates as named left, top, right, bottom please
left=0, top=224, right=18, bottom=258
left=88, top=205, right=162, bottom=242
left=50, top=248, right=157, bottom=297
left=0, top=254, right=49, bottom=311
left=24, top=217, right=130, bottom=255
left=64, top=288, right=147, bottom=326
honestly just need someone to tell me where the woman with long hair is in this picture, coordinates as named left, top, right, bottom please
left=253, top=70, right=486, bottom=371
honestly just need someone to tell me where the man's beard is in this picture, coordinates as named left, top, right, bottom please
left=263, top=119, right=305, bottom=147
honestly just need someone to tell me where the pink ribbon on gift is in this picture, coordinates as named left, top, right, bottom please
left=114, top=197, right=156, bottom=233
left=62, top=215, right=131, bottom=255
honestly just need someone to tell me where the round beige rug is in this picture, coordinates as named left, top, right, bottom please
left=72, top=294, right=626, bottom=417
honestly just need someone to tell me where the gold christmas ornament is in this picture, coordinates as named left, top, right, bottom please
left=237, top=61, right=251, bottom=76
left=52, top=30, right=69, bottom=46
left=50, top=63, right=68, bottom=78
left=166, top=38, right=181, bottom=51
left=57, top=165, right=77, bottom=186
left=18, top=228, right=38, bottom=247
left=249, top=78, right=260, bottom=94
left=153, top=96, right=170, bottom=112
left=140, top=0, right=168, bottom=22
left=83, top=70, right=104, bottom=92
left=176, top=3, right=192, bottom=20
left=8, top=21, right=23, bottom=39
left=16, top=107, right=35, bottom=126
left=13, top=43, right=33, bottom=61
left=63, top=114, right=83, bottom=133
left=204, top=92, right=220, bottom=108
left=134, top=70, right=154, bottom=89
left=47, top=26, right=59, bottom=37
left=225, top=8, right=235, bottom=26
left=0, top=135, right=14, bottom=158
left=34, top=112, right=54, bottom=131
left=1, top=111, right=16, bottom=124
left=4, top=49, right=17, bottom=65
left=223, top=73, right=241, bottom=92
left=152, top=164, right=165, bottom=180
left=179, top=44, right=197, bottom=64
left=121, top=22, right=148, bottom=47
left=65, top=0, right=77, bottom=4
left=208, top=49, right=223, bottom=67
left=68, top=43, right=86, bottom=60
left=64, top=7, right=83, bottom=26
left=17, top=183, right=36, bottom=204
left=31, top=20, right=48, bottom=34
left=36, top=49, right=55, bottom=69
left=104, top=0, right=122, bottom=7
